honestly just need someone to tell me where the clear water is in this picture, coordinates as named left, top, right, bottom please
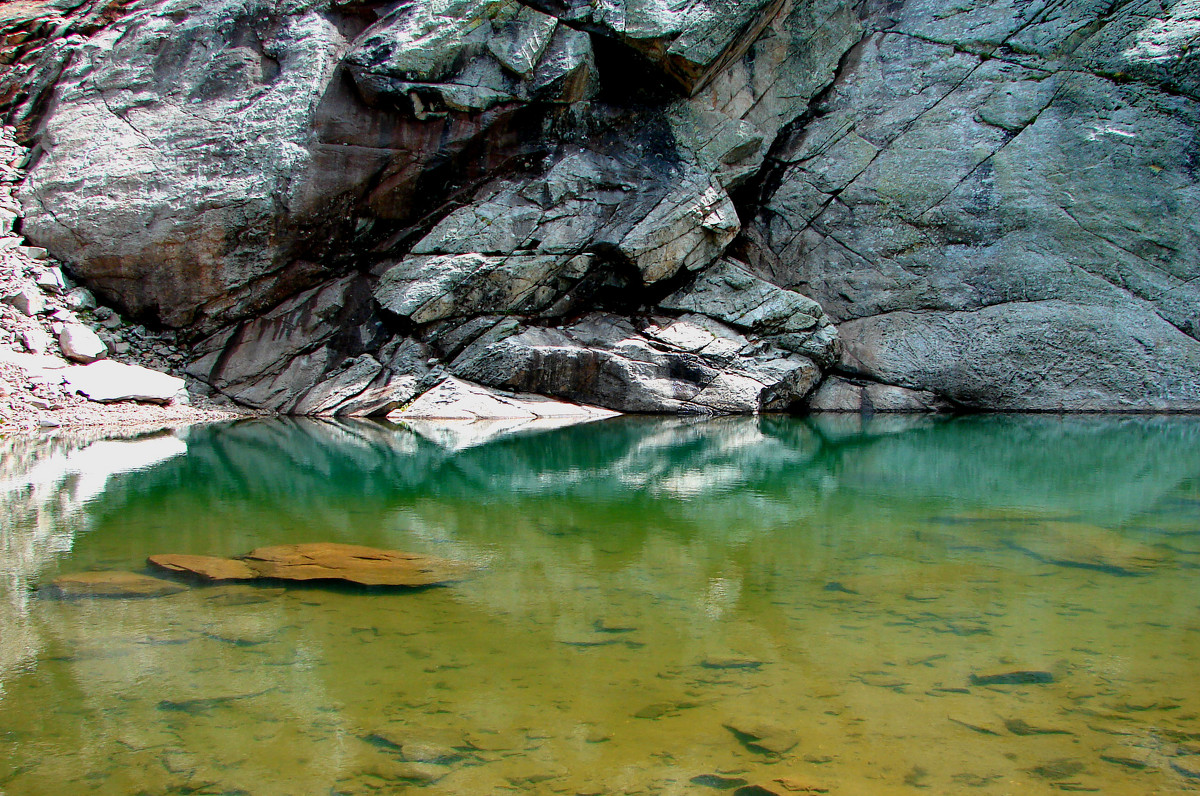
left=2, top=415, right=1200, bottom=796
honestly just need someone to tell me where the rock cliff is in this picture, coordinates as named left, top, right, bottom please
left=2, top=0, right=1198, bottom=413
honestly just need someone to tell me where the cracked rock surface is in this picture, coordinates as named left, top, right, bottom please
left=739, top=0, right=1200, bottom=410
left=3, top=0, right=1199, bottom=414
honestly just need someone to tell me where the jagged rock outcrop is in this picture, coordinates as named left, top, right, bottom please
left=446, top=312, right=824, bottom=412
left=4, top=0, right=1199, bottom=413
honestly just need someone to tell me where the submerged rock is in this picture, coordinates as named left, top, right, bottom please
left=723, top=718, right=800, bottom=755
left=148, top=543, right=472, bottom=587
left=148, top=554, right=258, bottom=581
left=690, top=773, right=749, bottom=788
left=701, top=657, right=764, bottom=670
left=969, top=670, right=1055, bottom=686
left=41, top=571, right=187, bottom=599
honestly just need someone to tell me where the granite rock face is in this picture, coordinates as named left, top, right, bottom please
left=448, top=312, right=824, bottom=412
left=738, top=0, right=1200, bottom=410
left=6, top=0, right=1200, bottom=412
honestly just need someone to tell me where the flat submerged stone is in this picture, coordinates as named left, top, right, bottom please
left=42, top=571, right=187, bottom=599
left=148, top=554, right=258, bottom=581
left=148, top=543, right=472, bottom=587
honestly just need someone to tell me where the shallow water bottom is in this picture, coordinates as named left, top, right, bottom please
left=2, top=416, right=1200, bottom=795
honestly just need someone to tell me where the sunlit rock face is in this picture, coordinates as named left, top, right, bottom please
left=737, top=0, right=1200, bottom=410
left=8, top=0, right=1200, bottom=412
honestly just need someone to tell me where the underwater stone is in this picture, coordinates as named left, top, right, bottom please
left=41, top=571, right=187, bottom=599
left=969, top=671, right=1054, bottom=686
left=149, top=543, right=473, bottom=587
left=723, top=718, right=799, bottom=755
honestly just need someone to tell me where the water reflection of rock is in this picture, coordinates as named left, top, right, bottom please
left=0, top=428, right=190, bottom=688
left=71, top=415, right=1200, bottom=637
left=85, top=414, right=1200, bottom=532
left=4, top=416, right=1200, bottom=795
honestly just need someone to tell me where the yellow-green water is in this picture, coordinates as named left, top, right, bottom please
left=2, top=415, right=1200, bottom=795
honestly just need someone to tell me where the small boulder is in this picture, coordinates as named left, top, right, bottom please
left=35, top=267, right=66, bottom=294
left=58, top=323, right=107, bottom=363
left=3, top=286, right=45, bottom=316
left=64, top=286, right=97, bottom=310
left=63, top=360, right=184, bottom=403
left=18, top=245, right=49, bottom=260
left=20, top=326, right=51, bottom=354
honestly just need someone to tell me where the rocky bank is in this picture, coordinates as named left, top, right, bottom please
left=2, top=0, right=1198, bottom=417
left=0, top=119, right=242, bottom=430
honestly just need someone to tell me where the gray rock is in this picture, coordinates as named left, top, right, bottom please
left=805, top=375, right=951, bottom=413
left=344, top=0, right=597, bottom=114
left=186, top=277, right=438, bottom=414
left=520, top=0, right=788, bottom=95
left=410, top=147, right=739, bottom=285
left=58, top=323, right=107, bottom=363
left=659, top=258, right=838, bottom=365
left=63, top=360, right=185, bottom=403
left=18, top=0, right=553, bottom=333
left=3, top=286, right=44, bottom=316
left=450, top=313, right=821, bottom=413
left=64, top=287, right=97, bottom=310
left=395, top=376, right=619, bottom=420
left=740, top=7, right=1200, bottom=410
left=186, top=276, right=394, bottom=413
left=34, top=267, right=65, bottom=293
left=836, top=301, right=1200, bottom=411
left=20, top=326, right=51, bottom=354
left=374, top=252, right=596, bottom=323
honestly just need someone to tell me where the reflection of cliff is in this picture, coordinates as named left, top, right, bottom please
left=807, top=414, right=1200, bottom=524
left=0, top=429, right=189, bottom=686
left=86, top=415, right=1200, bottom=531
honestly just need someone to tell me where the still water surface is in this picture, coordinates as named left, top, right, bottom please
left=2, top=415, right=1200, bottom=795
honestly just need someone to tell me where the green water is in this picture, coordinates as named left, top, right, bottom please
left=2, top=415, right=1200, bottom=795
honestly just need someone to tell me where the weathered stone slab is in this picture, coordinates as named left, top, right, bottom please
left=148, top=554, right=258, bottom=581
left=63, top=360, right=184, bottom=403
left=518, top=0, right=787, bottom=96
left=723, top=717, right=800, bottom=755
left=393, top=376, right=619, bottom=421
left=805, top=375, right=951, bottom=413
left=374, top=253, right=594, bottom=323
left=149, top=543, right=472, bottom=587
left=659, top=259, right=838, bottom=365
left=3, top=286, right=44, bottom=316
left=41, top=571, right=187, bottom=599
left=450, top=313, right=820, bottom=413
